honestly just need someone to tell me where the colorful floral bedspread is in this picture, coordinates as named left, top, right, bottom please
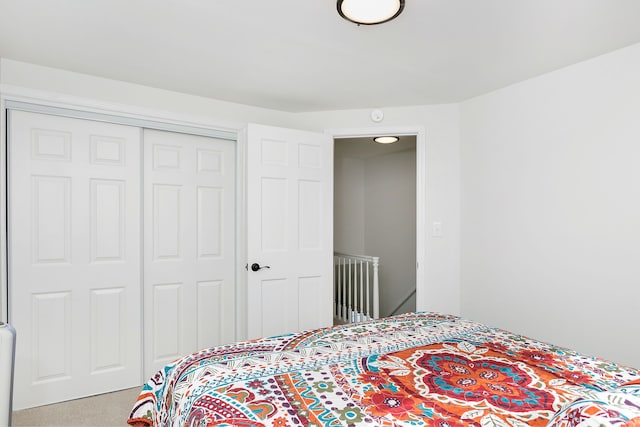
left=127, top=312, right=640, bottom=426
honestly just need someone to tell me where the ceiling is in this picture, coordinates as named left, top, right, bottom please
left=1, top=1, right=640, bottom=113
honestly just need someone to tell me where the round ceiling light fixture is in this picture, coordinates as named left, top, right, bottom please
left=373, top=136, right=399, bottom=144
left=337, top=0, right=405, bottom=25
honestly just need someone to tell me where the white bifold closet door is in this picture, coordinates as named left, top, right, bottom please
left=143, top=129, right=236, bottom=378
left=9, top=110, right=142, bottom=410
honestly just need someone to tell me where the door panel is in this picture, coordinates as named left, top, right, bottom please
left=143, top=129, right=235, bottom=377
left=246, top=124, right=333, bottom=339
left=9, top=110, right=142, bottom=409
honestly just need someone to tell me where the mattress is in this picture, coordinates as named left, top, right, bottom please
left=128, top=312, right=640, bottom=426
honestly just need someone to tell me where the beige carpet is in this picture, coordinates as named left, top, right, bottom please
left=12, top=387, right=142, bottom=427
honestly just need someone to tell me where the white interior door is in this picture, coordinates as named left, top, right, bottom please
left=9, top=110, right=142, bottom=409
left=246, top=124, right=333, bottom=339
left=143, top=129, right=236, bottom=377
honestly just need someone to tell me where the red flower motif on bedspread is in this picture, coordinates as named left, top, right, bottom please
left=363, top=390, right=419, bottom=420
left=418, top=352, right=555, bottom=412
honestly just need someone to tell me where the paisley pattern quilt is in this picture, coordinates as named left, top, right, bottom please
left=127, top=312, right=640, bottom=426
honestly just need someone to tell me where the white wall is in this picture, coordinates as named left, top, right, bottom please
left=364, top=149, right=416, bottom=316
left=333, top=156, right=366, bottom=254
left=460, top=43, right=640, bottom=368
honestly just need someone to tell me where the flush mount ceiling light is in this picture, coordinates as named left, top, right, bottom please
left=374, top=136, right=399, bottom=144
left=337, top=0, right=405, bottom=25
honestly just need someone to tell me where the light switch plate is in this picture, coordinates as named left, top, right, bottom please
left=432, top=221, right=443, bottom=237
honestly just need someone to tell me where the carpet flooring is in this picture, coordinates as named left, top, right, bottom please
left=12, top=387, right=142, bottom=427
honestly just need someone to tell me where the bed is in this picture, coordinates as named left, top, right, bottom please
left=127, top=312, right=640, bottom=426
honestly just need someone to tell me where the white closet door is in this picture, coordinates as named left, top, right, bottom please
left=9, top=110, right=142, bottom=410
left=143, top=129, right=235, bottom=377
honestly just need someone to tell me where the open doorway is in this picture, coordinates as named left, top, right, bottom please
left=333, top=135, right=417, bottom=319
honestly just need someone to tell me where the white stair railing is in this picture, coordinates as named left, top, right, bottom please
left=333, top=252, right=379, bottom=324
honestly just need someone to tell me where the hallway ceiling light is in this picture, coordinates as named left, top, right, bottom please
left=374, top=136, right=399, bottom=144
left=337, top=0, right=405, bottom=25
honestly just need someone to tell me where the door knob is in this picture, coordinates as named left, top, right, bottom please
left=250, top=263, right=270, bottom=272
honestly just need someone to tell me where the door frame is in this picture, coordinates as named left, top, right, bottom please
left=0, top=86, right=245, bottom=337
left=326, top=125, right=426, bottom=313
